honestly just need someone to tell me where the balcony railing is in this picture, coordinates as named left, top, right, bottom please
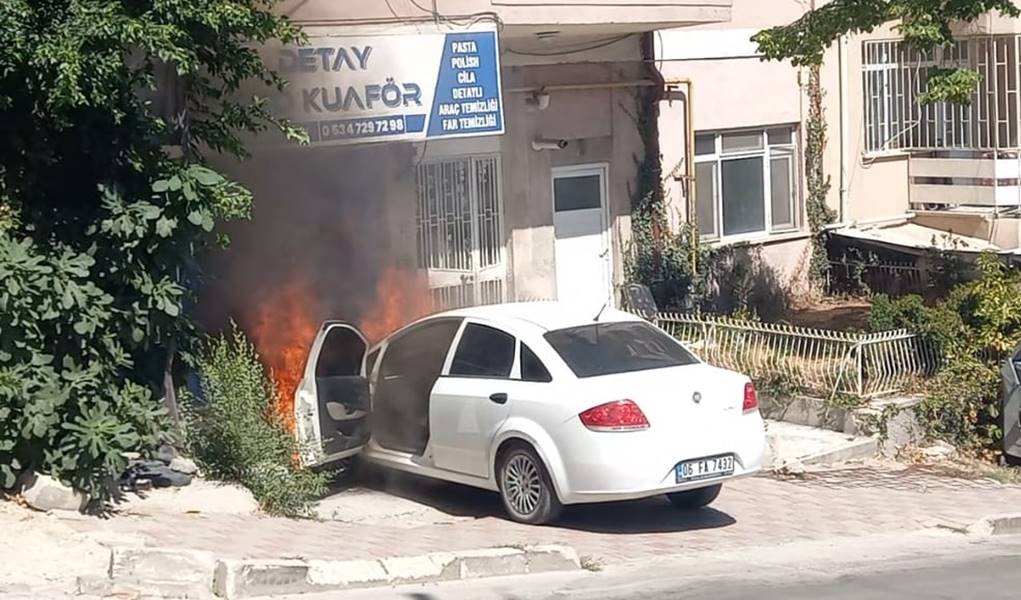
left=908, top=151, right=1021, bottom=209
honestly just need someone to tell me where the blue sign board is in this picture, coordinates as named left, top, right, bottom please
left=265, top=27, right=505, bottom=146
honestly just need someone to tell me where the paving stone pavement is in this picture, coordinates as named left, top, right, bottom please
left=58, top=464, right=1021, bottom=565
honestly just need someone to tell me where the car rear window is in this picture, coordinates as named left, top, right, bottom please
left=544, top=321, right=698, bottom=378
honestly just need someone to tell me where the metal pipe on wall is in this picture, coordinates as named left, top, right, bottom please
left=663, top=78, right=696, bottom=226
left=504, top=80, right=657, bottom=93
left=838, top=34, right=849, bottom=224
left=662, top=78, right=697, bottom=273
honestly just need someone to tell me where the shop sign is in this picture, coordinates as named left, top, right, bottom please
left=261, top=25, right=504, bottom=146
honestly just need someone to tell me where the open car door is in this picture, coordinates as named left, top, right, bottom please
left=1002, top=342, right=1021, bottom=462
left=294, top=321, right=370, bottom=467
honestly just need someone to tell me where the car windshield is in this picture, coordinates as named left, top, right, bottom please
left=544, top=320, right=699, bottom=378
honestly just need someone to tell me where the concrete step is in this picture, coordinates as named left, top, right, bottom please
left=764, top=420, right=878, bottom=469
left=760, top=394, right=926, bottom=456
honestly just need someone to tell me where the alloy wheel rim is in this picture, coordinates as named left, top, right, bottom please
left=504, top=454, right=542, bottom=516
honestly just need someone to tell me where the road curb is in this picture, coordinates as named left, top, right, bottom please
left=767, top=433, right=878, bottom=472
left=78, top=546, right=218, bottom=599
left=966, top=513, right=1021, bottom=537
left=87, top=544, right=580, bottom=599
left=797, top=436, right=878, bottom=466
left=215, top=544, right=579, bottom=598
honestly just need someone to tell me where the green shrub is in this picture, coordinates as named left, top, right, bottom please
left=181, top=326, right=329, bottom=518
left=0, top=235, right=166, bottom=498
left=876, top=254, right=1021, bottom=450
left=917, top=357, right=1002, bottom=447
left=0, top=1, right=303, bottom=500
left=867, top=293, right=931, bottom=334
left=626, top=208, right=716, bottom=312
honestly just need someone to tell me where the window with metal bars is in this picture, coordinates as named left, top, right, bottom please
left=415, top=155, right=506, bottom=310
left=862, top=37, right=1021, bottom=153
left=415, top=156, right=503, bottom=272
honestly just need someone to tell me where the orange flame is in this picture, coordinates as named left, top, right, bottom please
left=249, top=280, right=318, bottom=431
left=358, top=267, right=434, bottom=344
left=247, top=267, right=433, bottom=429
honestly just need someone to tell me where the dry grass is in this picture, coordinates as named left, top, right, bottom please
left=899, top=445, right=1021, bottom=485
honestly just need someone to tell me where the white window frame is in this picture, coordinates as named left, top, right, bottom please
left=694, top=126, right=801, bottom=243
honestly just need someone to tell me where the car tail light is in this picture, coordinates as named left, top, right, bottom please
left=579, top=400, right=650, bottom=432
left=743, top=382, right=759, bottom=413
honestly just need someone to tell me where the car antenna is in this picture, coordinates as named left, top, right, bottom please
left=593, top=301, right=608, bottom=322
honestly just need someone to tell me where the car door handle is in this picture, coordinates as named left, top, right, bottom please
left=489, top=393, right=508, bottom=405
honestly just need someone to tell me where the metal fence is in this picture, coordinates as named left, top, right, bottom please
left=826, top=260, right=928, bottom=298
left=653, top=312, right=941, bottom=397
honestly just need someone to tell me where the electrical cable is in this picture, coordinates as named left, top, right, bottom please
left=383, top=0, right=402, bottom=20
left=506, top=34, right=635, bottom=57
left=396, top=0, right=503, bottom=31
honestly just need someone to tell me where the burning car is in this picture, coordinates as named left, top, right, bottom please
left=294, top=301, right=766, bottom=524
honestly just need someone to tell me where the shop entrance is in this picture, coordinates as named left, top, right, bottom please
left=415, top=155, right=506, bottom=310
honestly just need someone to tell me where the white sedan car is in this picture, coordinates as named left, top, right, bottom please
left=294, top=302, right=766, bottom=524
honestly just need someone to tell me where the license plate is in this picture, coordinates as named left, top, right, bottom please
left=675, top=454, right=735, bottom=483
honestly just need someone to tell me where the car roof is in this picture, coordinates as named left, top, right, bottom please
left=432, top=301, right=643, bottom=333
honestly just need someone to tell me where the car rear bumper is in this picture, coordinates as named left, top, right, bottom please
left=554, top=412, right=766, bottom=505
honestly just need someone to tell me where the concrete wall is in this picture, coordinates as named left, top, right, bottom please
left=913, top=211, right=1021, bottom=249
left=277, top=0, right=731, bottom=29
left=499, top=61, right=643, bottom=300
left=656, top=0, right=804, bottom=129
left=206, top=37, right=647, bottom=317
left=820, top=22, right=913, bottom=226
left=955, top=1, right=1021, bottom=35
left=654, top=0, right=814, bottom=305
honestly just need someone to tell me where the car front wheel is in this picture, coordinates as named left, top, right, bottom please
left=666, top=483, right=722, bottom=509
left=498, top=445, right=562, bottom=525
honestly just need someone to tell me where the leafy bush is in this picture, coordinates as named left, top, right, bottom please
left=626, top=208, right=716, bottom=311
left=182, top=326, right=329, bottom=518
left=867, top=293, right=931, bottom=334
left=0, top=236, right=166, bottom=497
left=0, top=2, right=303, bottom=498
left=871, top=254, right=1021, bottom=449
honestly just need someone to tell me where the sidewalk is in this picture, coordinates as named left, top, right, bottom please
left=55, top=461, right=1021, bottom=565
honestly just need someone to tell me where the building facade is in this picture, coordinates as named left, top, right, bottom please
left=654, top=0, right=1021, bottom=308
left=201, top=0, right=1021, bottom=329
left=198, top=0, right=734, bottom=330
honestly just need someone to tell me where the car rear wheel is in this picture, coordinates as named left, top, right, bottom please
left=498, top=446, right=562, bottom=525
left=666, top=483, right=722, bottom=509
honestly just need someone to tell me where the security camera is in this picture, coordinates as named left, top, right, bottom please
left=532, top=138, right=568, bottom=151
left=526, top=91, right=551, bottom=110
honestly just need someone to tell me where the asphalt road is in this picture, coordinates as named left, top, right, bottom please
left=278, top=530, right=1021, bottom=600
left=596, top=553, right=1021, bottom=600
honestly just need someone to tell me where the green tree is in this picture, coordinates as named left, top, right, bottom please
left=753, top=0, right=1020, bottom=103
left=0, top=1, right=304, bottom=499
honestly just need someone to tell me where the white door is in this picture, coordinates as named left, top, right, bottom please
left=429, top=320, right=515, bottom=478
left=416, top=156, right=506, bottom=310
left=552, top=165, right=612, bottom=311
left=294, top=322, right=370, bottom=467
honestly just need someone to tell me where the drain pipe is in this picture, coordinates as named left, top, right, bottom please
left=663, top=78, right=696, bottom=222
left=838, top=34, right=849, bottom=224
left=663, top=78, right=697, bottom=271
